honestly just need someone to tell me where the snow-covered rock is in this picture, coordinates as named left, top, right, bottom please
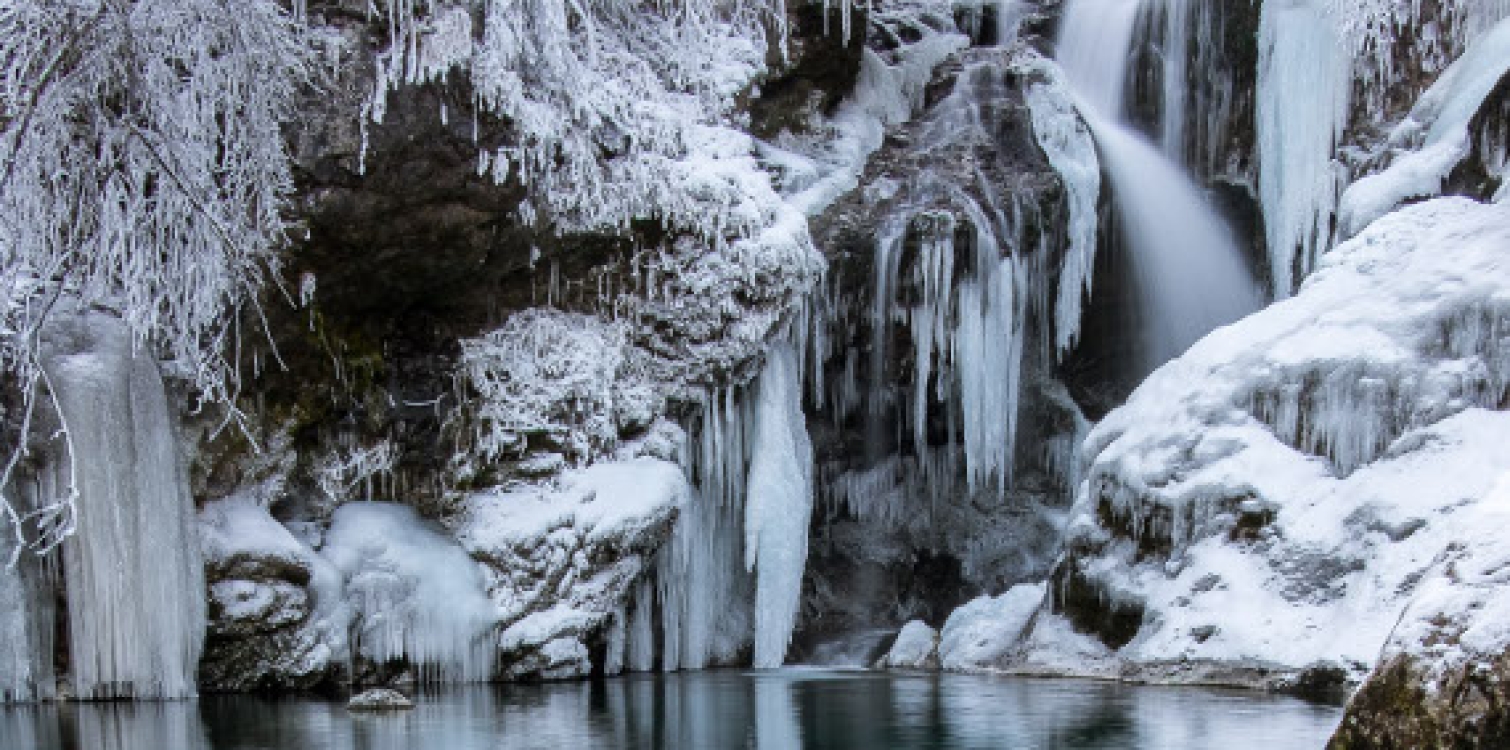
left=1330, top=474, right=1510, bottom=748
left=938, top=583, right=1046, bottom=671
left=454, top=457, right=688, bottom=679
left=1029, top=197, right=1510, bottom=690
left=198, top=496, right=347, bottom=691
left=1338, top=19, right=1510, bottom=238
left=881, top=621, right=939, bottom=670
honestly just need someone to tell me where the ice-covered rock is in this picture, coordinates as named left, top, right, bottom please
left=1030, top=197, right=1510, bottom=690
left=454, top=457, right=687, bottom=679
left=198, top=495, right=348, bottom=691
left=347, top=687, right=414, bottom=711
left=1338, top=19, right=1510, bottom=238
left=881, top=621, right=939, bottom=670
left=938, top=583, right=1046, bottom=671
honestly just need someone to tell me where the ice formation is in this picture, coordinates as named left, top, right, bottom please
left=1257, top=0, right=1510, bottom=296
left=744, top=343, right=814, bottom=668
left=650, top=341, right=817, bottom=671
left=1338, top=18, right=1510, bottom=237
left=1021, top=60, right=1101, bottom=358
left=0, top=529, right=51, bottom=702
left=321, top=502, right=500, bottom=682
left=38, top=313, right=206, bottom=700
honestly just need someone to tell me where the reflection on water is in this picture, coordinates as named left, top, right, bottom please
left=0, top=669, right=1341, bottom=750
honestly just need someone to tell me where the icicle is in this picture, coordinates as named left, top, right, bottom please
left=744, top=343, right=814, bottom=668
left=1024, top=69, right=1101, bottom=357
left=1256, top=0, right=1351, bottom=298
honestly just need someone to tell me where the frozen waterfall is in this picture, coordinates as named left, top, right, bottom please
left=744, top=343, right=814, bottom=668
left=1058, top=0, right=1261, bottom=373
left=39, top=313, right=206, bottom=700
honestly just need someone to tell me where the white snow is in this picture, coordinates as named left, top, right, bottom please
left=321, top=502, right=500, bottom=682
left=456, top=457, right=688, bottom=555
left=938, top=583, right=1046, bottom=671
left=1375, top=472, right=1510, bottom=687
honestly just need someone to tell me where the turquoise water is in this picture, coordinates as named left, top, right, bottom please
left=0, top=669, right=1342, bottom=749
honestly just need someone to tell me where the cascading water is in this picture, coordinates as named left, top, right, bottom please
left=1058, top=0, right=1261, bottom=373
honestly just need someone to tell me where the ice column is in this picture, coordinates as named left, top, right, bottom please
left=42, top=313, right=206, bottom=700
left=744, top=343, right=814, bottom=668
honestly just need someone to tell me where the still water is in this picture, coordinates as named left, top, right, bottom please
left=0, top=669, right=1342, bottom=750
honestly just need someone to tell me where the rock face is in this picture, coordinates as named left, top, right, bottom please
left=797, top=24, right=1089, bottom=654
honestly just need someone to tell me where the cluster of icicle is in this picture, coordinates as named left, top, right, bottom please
left=1257, top=0, right=1510, bottom=296
left=611, top=342, right=812, bottom=670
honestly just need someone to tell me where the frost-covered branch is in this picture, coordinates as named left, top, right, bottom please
left=368, top=0, right=790, bottom=240
left=454, top=310, right=653, bottom=471
left=0, top=0, right=310, bottom=549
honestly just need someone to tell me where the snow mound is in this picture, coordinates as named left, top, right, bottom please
left=881, top=621, right=939, bottom=669
left=1039, top=197, right=1510, bottom=684
left=322, top=502, right=500, bottom=682
left=938, top=583, right=1046, bottom=671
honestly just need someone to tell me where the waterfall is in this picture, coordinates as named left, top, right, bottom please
left=1058, top=0, right=1260, bottom=373
left=40, top=313, right=206, bottom=700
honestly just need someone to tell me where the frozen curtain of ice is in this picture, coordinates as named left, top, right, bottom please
left=0, top=314, right=209, bottom=701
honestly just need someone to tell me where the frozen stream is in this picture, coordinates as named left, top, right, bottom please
left=0, top=670, right=1342, bottom=749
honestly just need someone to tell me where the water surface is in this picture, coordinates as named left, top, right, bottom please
left=0, top=669, right=1342, bottom=749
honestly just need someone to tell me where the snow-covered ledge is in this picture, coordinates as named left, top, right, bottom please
left=911, top=199, right=1510, bottom=714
